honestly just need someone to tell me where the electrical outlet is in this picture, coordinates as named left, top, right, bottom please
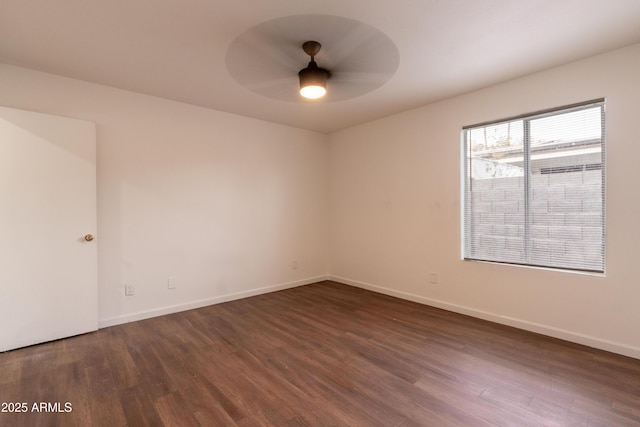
left=168, top=276, right=177, bottom=289
left=291, top=260, right=298, bottom=270
left=429, top=273, right=438, bottom=284
left=125, top=284, right=135, bottom=296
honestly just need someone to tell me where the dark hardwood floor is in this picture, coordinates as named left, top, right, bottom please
left=1, top=281, right=639, bottom=426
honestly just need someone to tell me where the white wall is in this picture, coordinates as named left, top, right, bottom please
left=328, top=43, right=640, bottom=358
left=0, top=64, right=329, bottom=327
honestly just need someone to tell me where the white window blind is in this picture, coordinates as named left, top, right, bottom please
left=462, top=100, right=605, bottom=272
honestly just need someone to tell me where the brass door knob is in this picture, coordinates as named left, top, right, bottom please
left=84, top=234, right=94, bottom=242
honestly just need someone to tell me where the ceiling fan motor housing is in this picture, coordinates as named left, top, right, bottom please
left=299, top=60, right=329, bottom=88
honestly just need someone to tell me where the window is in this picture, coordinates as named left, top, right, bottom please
left=462, top=100, right=605, bottom=273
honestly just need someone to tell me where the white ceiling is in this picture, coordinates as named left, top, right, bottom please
left=2, top=0, right=640, bottom=133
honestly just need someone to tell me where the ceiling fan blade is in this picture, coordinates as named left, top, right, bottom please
left=226, top=31, right=299, bottom=85
left=330, top=71, right=391, bottom=84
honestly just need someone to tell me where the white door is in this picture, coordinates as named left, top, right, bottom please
left=0, top=106, right=97, bottom=352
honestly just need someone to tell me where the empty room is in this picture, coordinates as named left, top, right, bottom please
left=1, top=0, right=640, bottom=425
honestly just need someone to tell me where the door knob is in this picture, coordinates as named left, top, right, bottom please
left=84, top=234, right=94, bottom=242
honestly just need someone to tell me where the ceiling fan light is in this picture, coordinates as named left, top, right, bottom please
left=300, top=84, right=326, bottom=99
left=299, top=61, right=329, bottom=99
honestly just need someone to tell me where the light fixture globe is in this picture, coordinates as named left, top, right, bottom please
left=298, top=41, right=329, bottom=99
left=299, top=84, right=326, bottom=99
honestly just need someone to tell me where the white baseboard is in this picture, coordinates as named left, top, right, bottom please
left=329, top=275, right=640, bottom=360
left=98, top=275, right=329, bottom=329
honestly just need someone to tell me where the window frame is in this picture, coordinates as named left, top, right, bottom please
left=461, top=99, right=606, bottom=273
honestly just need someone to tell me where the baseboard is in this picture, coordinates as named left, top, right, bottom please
left=329, top=275, right=640, bottom=360
left=98, top=275, right=329, bottom=328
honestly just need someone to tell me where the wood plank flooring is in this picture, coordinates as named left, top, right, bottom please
left=1, top=280, right=639, bottom=426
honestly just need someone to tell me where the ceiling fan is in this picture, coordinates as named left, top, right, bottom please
left=298, top=41, right=330, bottom=99
left=225, top=15, right=399, bottom=103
